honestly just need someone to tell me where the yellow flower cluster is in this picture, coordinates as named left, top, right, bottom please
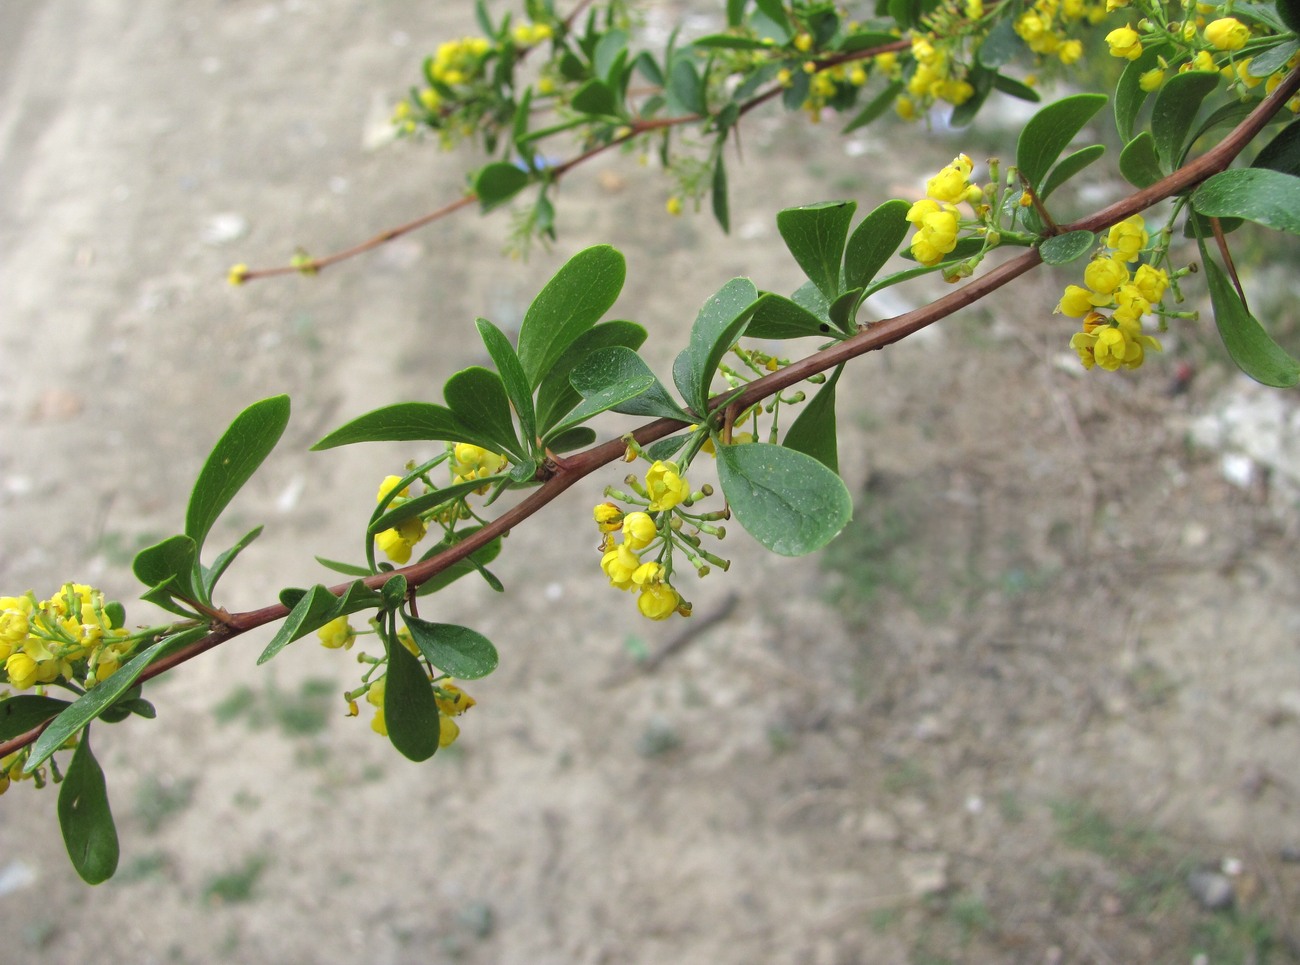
left=592, top=459, right=695, bottom=621
left=429, top=36, right=492, bottom=88
left=1059, top=215, right=1168, bottom=371
left=1014, top=0, right=1106, bottom=64
left=374, top=475, right=428, bottom=564
left=511, top=22, right=553, bottom=47
left=906, top=154, right=981, bottom=266
left=1, top=585, right=134, bottom=692
left=898, top=37, right=974, bottom=119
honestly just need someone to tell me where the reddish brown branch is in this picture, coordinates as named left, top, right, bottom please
left=5, top=69, right=1296, bottom=763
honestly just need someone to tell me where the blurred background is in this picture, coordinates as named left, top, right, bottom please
left=1, top=1, right=1297, bottom=961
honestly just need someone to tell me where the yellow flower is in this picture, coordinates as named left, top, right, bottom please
left=601, top=545, right=641, bottom=590
left=376, top=527, right=418, bottom=564
left=1132, top=264, right=1169, bottom=304
left=435, top=683, right=476, bottom=717
left=1106, top=26, right=1143, bottom=60
left=438, top=717, right=461, bottom=747
left=593, top=502, right=624, bottom=533
left=926, top=155, right=974, bottom=204
left=5, top=652, right=39, bottom=690
left=637, top=583, right=681, bottom=621
left=1057, top=285, right=1098, bottom=317
left=1084, top=255, right=1130, bottom=296
left=1139, top=68, right=1166, bottom=92
left=450, top=443, right=507, bottom=486
left=644, top=461, right=690, bottom=512
left=1059, top=40, right=1084, bottom=65
left=666, top=196, right=683, bottom=216
left=1106, top=215, right=1149, bottom=261
left=317, top=616, right=355, bottom=650
left=367, top=676, right=388, bottom=736
left=621, top=512, right=657, bottom=551
left=1205, top=17, right=1249, bottom=51
left=793, top=32, right=813, bottom=52
left=631, top=561, right=663, bottom=586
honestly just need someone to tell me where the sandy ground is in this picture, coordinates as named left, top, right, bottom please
left=2, top=1, right=1299, bottom=962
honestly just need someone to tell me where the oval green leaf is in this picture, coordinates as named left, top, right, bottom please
left=1200, top=243, right=1300, bottom=387
left=776, top=201, right=856, bottom=302
left=1192, top=168, right=1300, bottom=236
left=1016, top=93, right=1107, bottom=192
left=444, top=366, right=525, bottom=462
left=518, top=246, right=627, bottom=390
left=383, top=631, right=441, bottom=762
left=715, top=442, right=852, bottom=556
left=58, top=734, right=119, bottom=884
left=1040, top=230, right=1096, bottom=266
left=844, top=200, right=910, bottom=293
left=475, top=317, right=536, bottom=453
left=474, top=162, right=529, bottom=212
left=402, top=616, right=500, bottom=679
left=1151, top=71, right=1220, bottom=170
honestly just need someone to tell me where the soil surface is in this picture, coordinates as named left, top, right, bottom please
left=1, top=2, right=1298, bottom=963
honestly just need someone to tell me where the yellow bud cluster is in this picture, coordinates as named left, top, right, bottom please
left=1, top=585, right=135, bottom=694
left=511, top=22, right=553, bottom=47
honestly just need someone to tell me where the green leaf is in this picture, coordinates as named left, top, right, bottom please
left=312, top=401, right=480, bottom=450
left=692, top=34, right=772, bottom=50
left=186, top=395, right=289, bottom=554
left=593, top=28, right=628, bottom=81
left=1040, top=230, right=1096, bottom=266
left=977, top=16, right=1019, bottom=68
left=844, top=199, right=909, bottom=291
left=782, top=366, right=842, bottom=471
left=536, top=321, right=647, bottom=435
left=1152, top=71, right=1220, bottom=170
left=369, top=479, right=503, bottom=535
left=571, top=78, right=618, bottom=116
left=518, top=246, right=627, bottom=390
left=58, top=734, right=118, bottom=884
left=475, top=318, right=537, bottom=453
left=1040, top=144, right=1106, bottom=200
left=991, top=73, right=1040, bottom=103
left=383, top=630, right=441, bottom=762
left=1248, top=39, right=1299, bottom=76
left=753, top=0, right=792, bottom=36
left=747, top=292, right=835, bottom=340
left=443, top=367, right=526, bottom=462
left=666, top=57, right=705, bottom=115
left=27, top=628, right=207, bottom=770
left=474, top=162, right=530, bottom=212
left=1254, top=119, right=1300, bottom=178
left=0, top=694, right=70, bottom=741
left=776, top=201, right=856, bottom=302
left=202, top=525, right=263, bottom=597
left=403, top=617, right=500, bottom=679
left=1200, top=240, right=1300, bottom=387
left=715, top=442, right=851, bottom=556
left=256, top=585, right=340, bottom=665
left=1235, top=1, right=1290, bottom=32
left=1193, top=168, right=1300, bottom=235
left=842, top=79, right=904, bottom=134
left=564, top=347, right=691, bottom=428
left=1119, top=132, right=1164, bottom=189
left=727, top=0, right=747, bottom=27
left=1115, top=47, right=1162, bottom=143
left=132, top=535, right=202, bottom=609
left=547, top=426, right=598, bottom=453
left=838, top=31, right=902, bottom=53
left=1017, top=93, right=1107, bottom=192
left=711, top=151, right=730, bottom=234
left=315, top=556, right=372, bottom=577
left=381, top=574, right=408, bottom=611
left=828, top=288, right=864, bottom=333
left=680, top=278, right=762, bottom=412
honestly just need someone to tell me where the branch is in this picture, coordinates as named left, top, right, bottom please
left=4, top=68, right=1296, bottom=763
